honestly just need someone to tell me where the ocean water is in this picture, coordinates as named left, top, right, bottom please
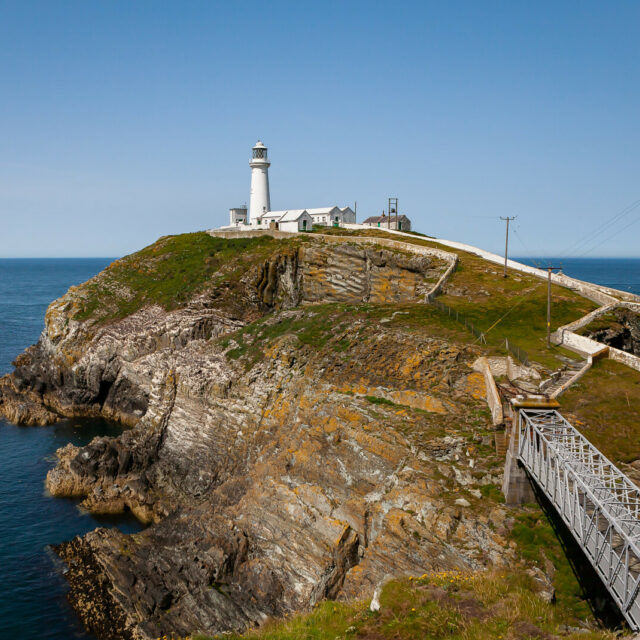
left=0, top=256, right=638, bottom=639
left=0, top=259, right=144, bottom=640
left=515, top=257, right=640, bottom=296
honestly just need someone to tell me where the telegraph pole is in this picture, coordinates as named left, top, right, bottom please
left=545, top=266, right=563, bottom=347
left=500, top=216, right=516, bottom=277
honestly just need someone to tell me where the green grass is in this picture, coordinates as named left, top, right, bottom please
left=299, top=227, right=598, bottom=369
left=195, top=571, right=620, bottom=640
left=479, top=483, right=505, bottom=503
left=71, top=232, right=281, bottom=324
left=560, top=359, right=640, bottom=464
left=510, top=509, right=593, bottom=621
left=221, top=304, right=349, bottom=367
left=364, top=395, right=396, bottom=406
left=219, top=301, right=484, bottom=373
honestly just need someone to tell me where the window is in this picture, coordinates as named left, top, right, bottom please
left=253, top=148, right=267, bottom=159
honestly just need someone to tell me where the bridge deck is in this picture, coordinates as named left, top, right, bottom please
left=517, top=408, right=640, bottom=630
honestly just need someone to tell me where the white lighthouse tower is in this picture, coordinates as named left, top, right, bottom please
left=249, top=140, right=271, bottom=223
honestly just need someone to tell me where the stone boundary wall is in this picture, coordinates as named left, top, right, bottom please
left=555, top=330, right=608, bottom=357
left=553, top=302, right=619, bottom=335
left=343, top=224, right=639, bottom=304
left=207, top=228, right=459, bottom=302
left=610, top=347, right=640, bottom=373
left=208, top=229, right=295, bottom=240
left=553, top=301, right=640, bottom=373
left=311, top=232, right=456, bottom=263
left=485, top=356, right=540, bottom=382
left=549, top=360, right=593, bottom=399
left=210, top=226, right=640, bottom=376
left=472, top=357, right=503, bottom=426
left=427, top=256, right=458, bottom=301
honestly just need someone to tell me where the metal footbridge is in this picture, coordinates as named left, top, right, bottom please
left=517, top=408, right=640, bottom=630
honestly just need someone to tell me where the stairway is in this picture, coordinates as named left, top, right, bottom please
left=539, top=359, right=587, bottom=398
left=494, top=430, right=508, bottom=457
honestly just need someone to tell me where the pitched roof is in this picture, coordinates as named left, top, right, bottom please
left=279, top=209, right=311, bottom=222
left=306, top=207, right=341, bottom=215
left=363, top=215, right=410, bottom=224
left=261, top=209, right=310, bottom=221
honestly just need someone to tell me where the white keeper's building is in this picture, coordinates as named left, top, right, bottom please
left=227, top=141, right=356, bottom=232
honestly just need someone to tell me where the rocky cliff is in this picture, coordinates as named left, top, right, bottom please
left=0, top=233, right=564, bottom=639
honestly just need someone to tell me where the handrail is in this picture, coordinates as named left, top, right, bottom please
left=518, top=408, right=640, bottom=629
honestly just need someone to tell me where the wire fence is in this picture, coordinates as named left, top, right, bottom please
left=504, top=337, right=530, bottom=366
left=430, top=299, right=486, bottom=344
left=430, top=298, right=530, bottom=365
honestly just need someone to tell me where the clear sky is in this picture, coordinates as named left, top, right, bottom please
left=1, top=1, right=639, bottom=258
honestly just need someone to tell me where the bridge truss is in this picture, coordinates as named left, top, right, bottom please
left=517, top=408, right=640, bottom=630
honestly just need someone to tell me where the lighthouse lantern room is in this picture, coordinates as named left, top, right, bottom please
left=248, top=140, right=271, bottom=223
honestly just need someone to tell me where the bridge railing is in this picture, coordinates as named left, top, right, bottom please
left=518, top=408, right=640, bottom=630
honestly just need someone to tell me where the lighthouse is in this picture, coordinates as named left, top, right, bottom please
left=249, top=140, right=271, bottom=223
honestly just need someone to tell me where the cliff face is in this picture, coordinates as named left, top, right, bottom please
left=584, top=308, right=640, bottom=356
left=1, top=234, right=518, bottom=639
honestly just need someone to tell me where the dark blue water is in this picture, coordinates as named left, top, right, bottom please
left=0, top=259, right=145, bottom=640
left=516, top=257, right=640, bottom=296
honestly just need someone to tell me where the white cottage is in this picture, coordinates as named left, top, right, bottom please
left=307, top=206, right=356, bottom=227
left=263, top=209, right=313, bottom=232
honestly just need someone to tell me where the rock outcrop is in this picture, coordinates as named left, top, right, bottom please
left=584, top=308, right=640, bottom=356
left=1, top=235, right=518, bottom=639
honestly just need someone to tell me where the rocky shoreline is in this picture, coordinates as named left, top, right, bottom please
left=0, top=236, right=551, bottom=638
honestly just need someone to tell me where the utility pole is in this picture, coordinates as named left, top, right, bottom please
left=500, top=216, right=516, bottom=277
left=545, top=266, right=563, bottom=347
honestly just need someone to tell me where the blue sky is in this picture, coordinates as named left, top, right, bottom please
left=1, top=0, right=639, bottom=257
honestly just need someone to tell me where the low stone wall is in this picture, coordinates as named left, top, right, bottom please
left=208, top=229, right=295, bottom=240
left=345, top=224, right=639, bottom=304
left=427, top=257, right=458, bottom=302
left=207, top=228, right=459, bottom=303
left=553, top=301, right=640, bottom=373
left=554, top=330, right=607, bottom=357
left=549, top=360, right=593, bottom=399
left=609, top=347, right=640, bottom=373
left=312, top=232, right=456, bottom=263
left=554, top=302, right=618, bottom=335
left=485, top=356, right=540, bottom=382
left=472, top=357, right=503, bottom=426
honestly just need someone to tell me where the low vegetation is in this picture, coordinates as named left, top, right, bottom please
left=71, top=232, right=288, bottom=324
left=305, top=227, right=597, bottom=369
left=195, top=570, right=620, bottom=640
left=560, top=359, right=640, bottom=465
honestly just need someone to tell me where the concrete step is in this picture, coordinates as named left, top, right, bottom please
left=495, top=431, right=508, bottom=457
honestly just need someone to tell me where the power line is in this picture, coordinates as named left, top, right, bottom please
left=560, top=198, right=640, bottom=258
left=579, top=213, right=640, bottom=257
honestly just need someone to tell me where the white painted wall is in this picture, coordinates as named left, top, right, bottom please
left=279, top=213, right=313, bottom=233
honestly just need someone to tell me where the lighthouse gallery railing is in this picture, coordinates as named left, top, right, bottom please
left=518, top=408, right=640, bottom=630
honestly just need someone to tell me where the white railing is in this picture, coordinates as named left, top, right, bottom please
left=518, top=408, right=640, bottom=630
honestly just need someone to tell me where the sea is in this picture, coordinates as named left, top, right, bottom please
left=0, top=256, right=638, bottom=639
left=0, top=259, right=144, bottom=640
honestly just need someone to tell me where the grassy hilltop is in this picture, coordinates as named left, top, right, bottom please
left=39, top=228, right=638, bottom=639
